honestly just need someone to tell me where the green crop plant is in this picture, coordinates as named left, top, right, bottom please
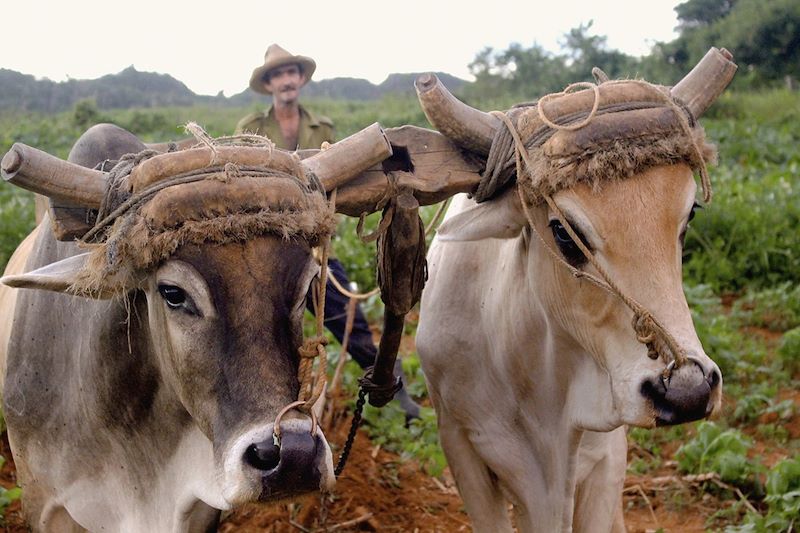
left=685, top=285, right=770, bottom=382
left=733, top=392, right=773, bottom=424
left=732, top=283, right=800, bottom=333
left=777, top=327, right=800, bottom=377
left=360, top=402, right=447, bottom=477
left=675, top=421, right=760, bottom=487
left=730, top=456, right=800, bottom=533
left=0, top=186, right=35, bottom=272
left=0, top=457, right=21, bottom=526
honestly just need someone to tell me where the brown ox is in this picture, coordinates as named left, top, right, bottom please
left=0, top=124, right=390, bottom=532
left=415, top=50, right=736, bottom=532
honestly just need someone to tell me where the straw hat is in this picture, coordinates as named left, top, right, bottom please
left=249, top=44, right=316, bottom=95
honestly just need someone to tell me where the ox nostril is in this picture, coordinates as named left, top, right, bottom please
left=258, top=430, right=324, bottom=499
left=244, top=439, right=281, bottom=471
left=707, top=367, right=721, bottom=389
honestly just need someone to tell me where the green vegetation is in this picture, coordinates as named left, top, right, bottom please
left=676, top=422, right=758, bottom=486
left=0, top=456, right=20, bottom=526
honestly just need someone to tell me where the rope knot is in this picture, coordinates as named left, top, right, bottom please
left=357, top=366, right=402, bottom=408
left=632, top=311, right=660, bottom=360
left=222, top=162, right=240, bottom=181
left=297, top=336, right=328, bottom=410
left=299, top=336, right=328, bottom=359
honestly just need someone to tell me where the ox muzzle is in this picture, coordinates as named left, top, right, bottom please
left=640, top=355, right=721, bottom=426
left=225, top=418, right=334, bottom=504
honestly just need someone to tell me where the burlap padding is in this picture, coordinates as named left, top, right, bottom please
left=73, top=172, right=336, bottom=295
left=516, top=81, right=678, bottom=137
left=129, top=145, right=302, bottom=193
left=542, top=108, right=693, bottom=157
left=520, top=127, right=714, bottom=203
left=480, top=80, right=716, bottom=204
left=138, top=176, right=321, bottom=231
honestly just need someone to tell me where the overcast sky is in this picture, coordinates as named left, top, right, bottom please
left=2, top=0, right=684, bottom=96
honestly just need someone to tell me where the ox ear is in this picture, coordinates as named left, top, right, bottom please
left=436, top=188, right=526, bottom=242
left=0, top=253, right=108, bottom=298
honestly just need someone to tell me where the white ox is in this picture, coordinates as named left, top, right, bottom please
left=0, top=124, right=387, bottom=532
left=415, top=49, right=736, bottom=532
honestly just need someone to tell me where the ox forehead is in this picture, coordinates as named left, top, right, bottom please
left=152, top=237, right=315, bottom=436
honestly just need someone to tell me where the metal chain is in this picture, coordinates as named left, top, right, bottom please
left=335, top=387, right=367, bottom=476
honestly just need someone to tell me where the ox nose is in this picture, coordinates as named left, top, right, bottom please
left=640, top=356, right=721, bottom=426
left=243, top=429, right=324, bottom=498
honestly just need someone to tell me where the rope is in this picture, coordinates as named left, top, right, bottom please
left=356, top=171, right=400, bottom=243
left=492, top=111, right=688, bottom=369
left=273, top=191, right=337, bottom=443
left=327, top=270, right=380, bottom=300
left=537, top=81, right=601, bottom=131
left=295, top=189, right=338, bottom=414
left=328, top=297, right=358, bottom=396
left=424, top=197, right=452, bottom=237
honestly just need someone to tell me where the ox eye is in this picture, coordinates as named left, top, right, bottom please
left=680, top=202, right=702, bottom=246
left=688, top=202, right=701, bottom=222
left=158, top=284, right=189, bottom=310
left=548, top=220, right=589, bottom=268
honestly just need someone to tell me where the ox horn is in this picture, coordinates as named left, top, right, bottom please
left=671, top=47, right=737, bottom=118
left=2, top=143, right=108, bottom=207
left=415, top=73, right=499, bottom=156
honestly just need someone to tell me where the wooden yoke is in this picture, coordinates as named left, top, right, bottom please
left=360, top=191, right=428, bottom=407
left=2, top=126, right=483, bottom=240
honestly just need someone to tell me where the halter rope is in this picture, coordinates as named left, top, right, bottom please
left=489, top=108, right=690, bottom=372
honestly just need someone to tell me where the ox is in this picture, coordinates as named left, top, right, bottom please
left=415, top=49, right=737, bottom=531
left=0, top=123, right=389, bottom=532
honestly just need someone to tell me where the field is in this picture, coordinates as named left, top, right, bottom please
left=0, top=89, right=799, bottom=532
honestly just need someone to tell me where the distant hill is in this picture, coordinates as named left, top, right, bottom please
left=0, top=67, right=468, bottom=112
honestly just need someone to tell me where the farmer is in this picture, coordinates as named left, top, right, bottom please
left=236, top=44, right=420, bottom=420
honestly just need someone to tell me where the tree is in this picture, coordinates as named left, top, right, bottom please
left=465, top=23, right=641, bottom=103
left=560, top=22, right=638, bottom=81
left=675, top=0, right=737, bottom=29
left=72, top=99, right=101, bottom=128
left=717, top=0, right=800, bottom=82
left=662, top=0, right=799, bottom=87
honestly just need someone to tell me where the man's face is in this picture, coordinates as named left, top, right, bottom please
left=264, top=64, right=305, bottom=105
